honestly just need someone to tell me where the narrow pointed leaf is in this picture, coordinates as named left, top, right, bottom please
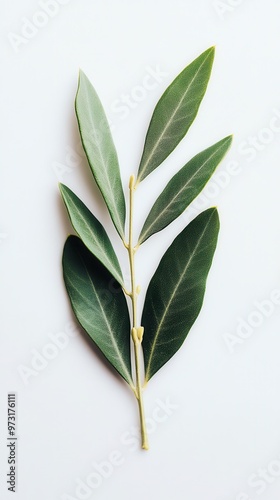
left=63, top=235, right=133, bottom=386
left=75, top=71, right=126, bottom=238
left=137, top=47, right=215, bottom=183
left=60, top=184, right=124, bottom=286
left=142, top=208, right=219, bottom=382
left=138, top=136, right=232, bottom=244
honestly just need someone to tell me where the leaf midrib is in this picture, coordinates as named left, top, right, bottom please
left=140, top=141, right=225, bottom=242
left=68, top=258, right=133, bottom=386
left=145, top=213, right=214, bottom=381
left=78, top=83, right=124, bottom=236
left=139, top=51, right=213, bottom=181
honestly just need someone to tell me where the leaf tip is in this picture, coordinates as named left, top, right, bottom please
left=204, top=45, right=216, bottom=60
left=204, top=206, right=220, bottom=225
left=76, top=69, right=88, bottom=104
left=220, top=134, right=233, bottom=149
left=209, top=206, right=220, bottom=228
left=78, top=68, right=85, bottom=80
left=208, top=205, right=219, bottom=214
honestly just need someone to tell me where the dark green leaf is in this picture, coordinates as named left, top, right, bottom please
left=138, top=136, right=232, bottom=244
left=142, top=208, right=219, bottom=382
left=60, top=184, right=124, bottom=286
left=137, top=47, right=215, bottom=183
left=75, top=71, right=126, bottom=238
left=63, top=235, right=133, bottom=387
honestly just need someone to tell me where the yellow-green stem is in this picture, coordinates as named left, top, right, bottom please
left=127, top=175, right=149, bottom=450
left=134, top=333, right=149, bottom=449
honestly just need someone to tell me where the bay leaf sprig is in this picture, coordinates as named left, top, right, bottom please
left=60, top=47, right=232, bottom=450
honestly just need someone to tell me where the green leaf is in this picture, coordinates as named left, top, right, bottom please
left=59, top=183, right=124, bottom=286
left=142, top=208, right=219, bottom=382
left=138, top=136, right=232, bottom=244
left=137, top=47, right=215, bottom=183
left=63, top=235, right=133, bottom=387
left=75, top=70, right=126, bottom=238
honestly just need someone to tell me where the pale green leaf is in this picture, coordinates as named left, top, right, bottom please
left=138, top=136, right=232, bottom=244
left=142, top=208, right=219, bottom=382
left=137, top=47, right=215, bottom=183
left=63, top=236, right=133, bottom=386
left=75, top=71, right=126, bottom=238
left=60, top=183, right=124, bottom=286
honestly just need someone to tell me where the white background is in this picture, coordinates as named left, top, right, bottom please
left=1, top=1, right=280, bottom=499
